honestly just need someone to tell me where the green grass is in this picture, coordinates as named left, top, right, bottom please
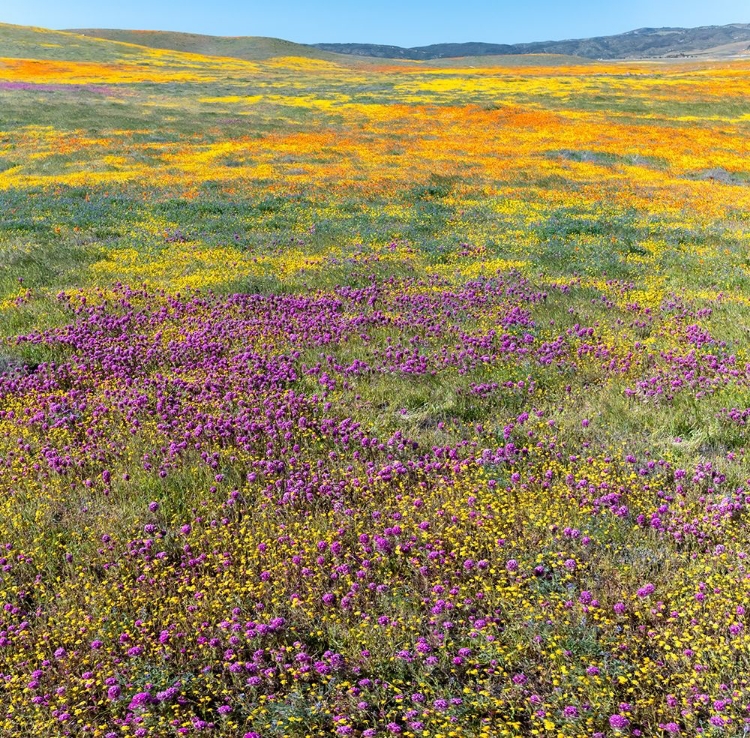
left=67, top=28, right=350, bottom=63
left=0, top=22, right=161, bottom=61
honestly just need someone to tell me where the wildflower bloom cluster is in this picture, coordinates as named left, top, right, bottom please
left=0, top=273, right=746, bottom=736
left=0, top=21, right=749, bottom=738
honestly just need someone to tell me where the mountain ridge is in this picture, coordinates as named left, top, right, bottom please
left=314, top=23, right=750, bottom=60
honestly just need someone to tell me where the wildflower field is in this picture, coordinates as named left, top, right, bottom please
left=1, top=22, right=750, bottom=738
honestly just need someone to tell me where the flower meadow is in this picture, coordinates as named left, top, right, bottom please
left=1, top=23, right=750, bottom=738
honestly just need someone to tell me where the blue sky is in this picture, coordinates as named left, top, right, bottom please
left=2, top=0, right=748, bottom=47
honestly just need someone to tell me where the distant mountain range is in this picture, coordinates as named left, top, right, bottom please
left=314, top=23, right=750, bottom=60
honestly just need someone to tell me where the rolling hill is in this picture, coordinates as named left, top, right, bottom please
left=0, top=22, right=171, bottom=61
left=67, top=28, right=345, bottom=62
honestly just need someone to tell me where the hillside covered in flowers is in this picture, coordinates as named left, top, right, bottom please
left=0, top=22, right=750, bottom=738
